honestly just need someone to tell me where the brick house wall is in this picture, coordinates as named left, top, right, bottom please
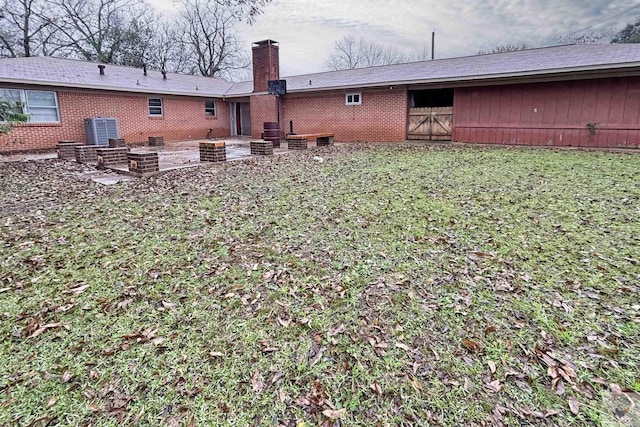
left=453, top=76, right=640, bottom=148
left=250, top=94, right=279, bottom=139
left=0, top=87, right=230, bottom=153
left=281, top=87, right=408, bottom=142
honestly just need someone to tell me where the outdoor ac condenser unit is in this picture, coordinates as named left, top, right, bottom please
left=84, top=117, right=120, bottom=146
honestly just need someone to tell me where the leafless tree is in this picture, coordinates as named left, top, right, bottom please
left=324, top=35, right=409, bottom=71
left=478, top=44, right=527, bottom=55
left=557, top=30, right=614, bottom=45
left=408, top=45, right=431, bottom=62
left=217, top=0, right=271, bottom=23
left=145, top=22, right=190, bottom=74
left=0, top=0, right=62, bottom=57
left=175, top=0, right=249, bottom=78
left=44, top=0, right=156, bottom=64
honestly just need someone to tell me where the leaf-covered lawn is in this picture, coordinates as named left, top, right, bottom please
left=1, top=144, right=639, bottom=426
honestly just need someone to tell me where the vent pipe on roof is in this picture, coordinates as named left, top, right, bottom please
left=98, top=64, right=105, bottom=75
left=143, top=64, right=147, bottom=76
left=161, top=69, right=167, bottom=80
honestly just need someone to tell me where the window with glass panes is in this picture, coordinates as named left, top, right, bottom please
left=148, top=98, right=163, bottom=116
left=0, top=88, right=59, bottom=123
left=205, top=100, right=216, bottom=116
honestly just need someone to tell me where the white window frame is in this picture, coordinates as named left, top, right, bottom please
left=148, top=97, right=163, bottom=116
left=205, top=99, right=216, bottom=116
left=0, top=88, right=60, bottom=123
left=345, top=92, right=362, bottom=105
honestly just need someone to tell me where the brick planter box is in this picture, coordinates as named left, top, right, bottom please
left=148, top=136, right=164, bottom=147
left=317, top=136, right=334, bottom=147
left=97, top=147, right=130, bottom=169
left=128, top=152, right=159, bottom=176
left=287, top=139, right=308, bottom=150
left=108, top=138, right=126, bottom=148
left=58, top=141, right=83, bottom=160
left=250, top=140, right=273, bottom=156
left=74, top=145, right=98, bottom=163
left=199, top=141, right=226, bottom=162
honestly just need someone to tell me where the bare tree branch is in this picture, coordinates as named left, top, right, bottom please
left=478, top=44, right=527, bottom=55
left=324, top=35, right=409, bottom=71
left=176, top=0, right=249, bottom=79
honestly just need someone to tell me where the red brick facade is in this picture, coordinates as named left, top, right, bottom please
left=0, top=87, right=229, bottom=153
left=453, top=76, right=640, bottom=148
left=282, top=88, right=408, bottom=142
left=250, top=94, right=279, bottom=139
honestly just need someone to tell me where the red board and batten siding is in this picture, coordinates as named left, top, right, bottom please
left=0, top=88, right=230, bottom=153
left=281, top=88, right=408, bottom=142
left=452, top=76, right=640, bottom=148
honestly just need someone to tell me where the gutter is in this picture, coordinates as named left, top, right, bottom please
left=0, top=77, right=230, bottom=98
left=279, top=62, right=640, bottom=94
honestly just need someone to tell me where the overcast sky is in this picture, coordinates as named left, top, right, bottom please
left=152, top=0, right=640, bottom=78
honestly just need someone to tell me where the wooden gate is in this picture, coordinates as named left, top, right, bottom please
left=408, top=106, right=453, bottom=140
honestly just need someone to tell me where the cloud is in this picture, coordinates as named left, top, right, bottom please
left=237, top=0, right=640, bottom=75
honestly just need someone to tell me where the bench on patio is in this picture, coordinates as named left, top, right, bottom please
left=286, top=133, right=334, bottom=150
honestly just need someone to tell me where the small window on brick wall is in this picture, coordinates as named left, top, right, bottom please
left=205, top=99, right=216, bottom=116
left=148, top=97, right=163, bottom=116
left=346, top=93, right=362, bottom=105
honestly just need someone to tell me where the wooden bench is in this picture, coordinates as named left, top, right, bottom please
left=286, top=133, right=334, bottom=150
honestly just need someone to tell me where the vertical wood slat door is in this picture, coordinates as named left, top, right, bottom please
left=408, top=106, right=453, bottom=140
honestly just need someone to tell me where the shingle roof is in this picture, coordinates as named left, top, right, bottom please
left=281, top=44, right=640, bottom=92
left=2, top=44, right=640, bottom=98
left=0, top=56, right=234, bottom=97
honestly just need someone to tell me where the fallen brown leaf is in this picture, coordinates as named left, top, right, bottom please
left=370, top=382, right=382, bottom=396
left=63, top=284, right=89, bottom=295
left=322, top=408, right=346, bottom=420
left=46, top=397, right=57, bottom=408
left=395, top=342, right=412, bottom=352
left=327, top=323, right=345, bottom=337
left=29, top=322, right=65, bottom=338
left=568, top=396, right=579, bottom=415
left=484, top=379, right=503, bottom=393
left=462, top=339, right=482, bottom=353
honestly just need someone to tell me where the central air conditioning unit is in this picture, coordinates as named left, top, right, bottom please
left=84, top=117, right=120, bottom=146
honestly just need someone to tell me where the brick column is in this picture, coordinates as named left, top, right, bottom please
left=317, top=136, right=334, bottom=147
left=287, top=139, right=308, bottom=150
left=128, top=152, right=159, bottom=176
left=250, top=140, right=273, bottom=155
left=108, top=138, right=126, bottom=148
left=97, top=147, right=130, bottom=169
left=199, top=142, right=226, bottom=162
left=58, top=141, right=83, bottom=160
left=74, top=145, right=98, bottom=163
left=148, top=136, right=164, bottom=147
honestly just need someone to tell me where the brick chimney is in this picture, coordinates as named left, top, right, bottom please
left=252, top=40, right=279, bottom=93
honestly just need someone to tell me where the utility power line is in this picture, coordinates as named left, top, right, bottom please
left=567, top=2, right=640, bottom=35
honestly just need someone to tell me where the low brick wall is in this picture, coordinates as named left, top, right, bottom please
left=128, top=152, right=159, bottom=176
left=199, top=141, right=226, bottom=162
left=108, top=138, right=126, bottom=148
left=97, top=147, right=130, bottom=169
left=148, top=136, right=164, bottom=147
left=58, top=141, right=83, bottom=160
left=250, top=140, right=273, bottom=156
left=317, top=136, right=334, bottom=147
left=74, top=145, right=98, bottom=163
left=287, top=138, right=308, bottom=150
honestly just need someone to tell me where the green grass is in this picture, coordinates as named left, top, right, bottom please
left=1, top=144, right=639, bottom=426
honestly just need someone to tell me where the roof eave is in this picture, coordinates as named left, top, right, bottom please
left=0, top=78, right=229, bottom=98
